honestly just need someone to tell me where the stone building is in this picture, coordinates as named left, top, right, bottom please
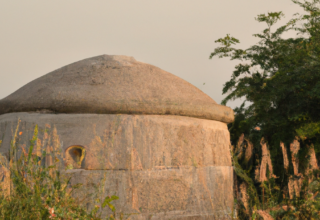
left=0, top=55, right=234, bottom=219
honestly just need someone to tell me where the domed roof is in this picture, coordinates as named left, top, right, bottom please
left=0, top=55, right=234, bottom=123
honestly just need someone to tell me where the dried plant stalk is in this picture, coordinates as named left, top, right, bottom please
left=280, top=142, right=289, bottom=171
left=0, top=166, right=10, bottom=197
left=288, top=174, right=303, bottom=199
left=230, top=144, right=234, bottom=154
left=244, top=139, right=253, bottom=164
left=0, top=154, right=10, bottom=197
left=239, top=182, right=249, bottom=213
left=260, top=138, right=274, bottom=182
left=287, top=138, right=303, bottom=199
left=255, top=164, right=260, bottom=182
left=308, top=144, right=319, bottom=172
left=236, top=133, right=245, bottom=159
left=255, top=210, right=274, bottom=220
left=305, top=145, right=319, bottom=183
left=294, top=174, right=303, bottom=197
left=288, top=178, right=295, bottom=199
left=290, top=138, right=300, bottom=175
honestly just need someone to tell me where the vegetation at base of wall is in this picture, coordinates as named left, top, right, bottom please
left=211, top=0, right=320, bottom=219
left=0, top=124, right=123, bottom=220
left=231, top=137, right=320, bottom=220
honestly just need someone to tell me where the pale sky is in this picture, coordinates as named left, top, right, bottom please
left=0, top=1, right=305, bottom=108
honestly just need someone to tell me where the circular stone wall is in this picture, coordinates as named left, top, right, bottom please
left=0, top=55, right=234, bottom=219
left=0, top=112, right=233, bottom=219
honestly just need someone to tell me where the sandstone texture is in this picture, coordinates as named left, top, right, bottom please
left=0, top=55, right=233, bottom=123
left=0, top=113, right=233, bottom=219
left=66, top=167, right=233, bottom=220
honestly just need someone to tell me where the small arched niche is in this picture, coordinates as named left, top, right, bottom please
left=65, top=145, right=85, bottom=169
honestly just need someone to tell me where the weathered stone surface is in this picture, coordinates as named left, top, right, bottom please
left=0, top=113, right=234, bottom=219
left=0, top=55, right=234, bottom=123
left=0, top=113, right=231, bottom=170
left=65, top=166, right=233, bottom=220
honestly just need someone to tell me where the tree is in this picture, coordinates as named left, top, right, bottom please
left=210, top=0, right=320, bottom=218
left=211, top=0, right=320, bottom=162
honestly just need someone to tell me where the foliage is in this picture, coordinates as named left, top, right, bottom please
left=0, top=124, right=122, bottom=220
left=211, top=0, right=320, bottom=219
left=211, top=0, right=320, bottom=149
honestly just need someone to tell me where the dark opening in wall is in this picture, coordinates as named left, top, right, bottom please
left=65, top=145, right=85, bottom=169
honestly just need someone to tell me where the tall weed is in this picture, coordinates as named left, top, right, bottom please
left=0, top=123, right=122, bottom=220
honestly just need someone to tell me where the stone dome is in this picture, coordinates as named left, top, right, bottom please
left=0, top=55, right=233, bottom=123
